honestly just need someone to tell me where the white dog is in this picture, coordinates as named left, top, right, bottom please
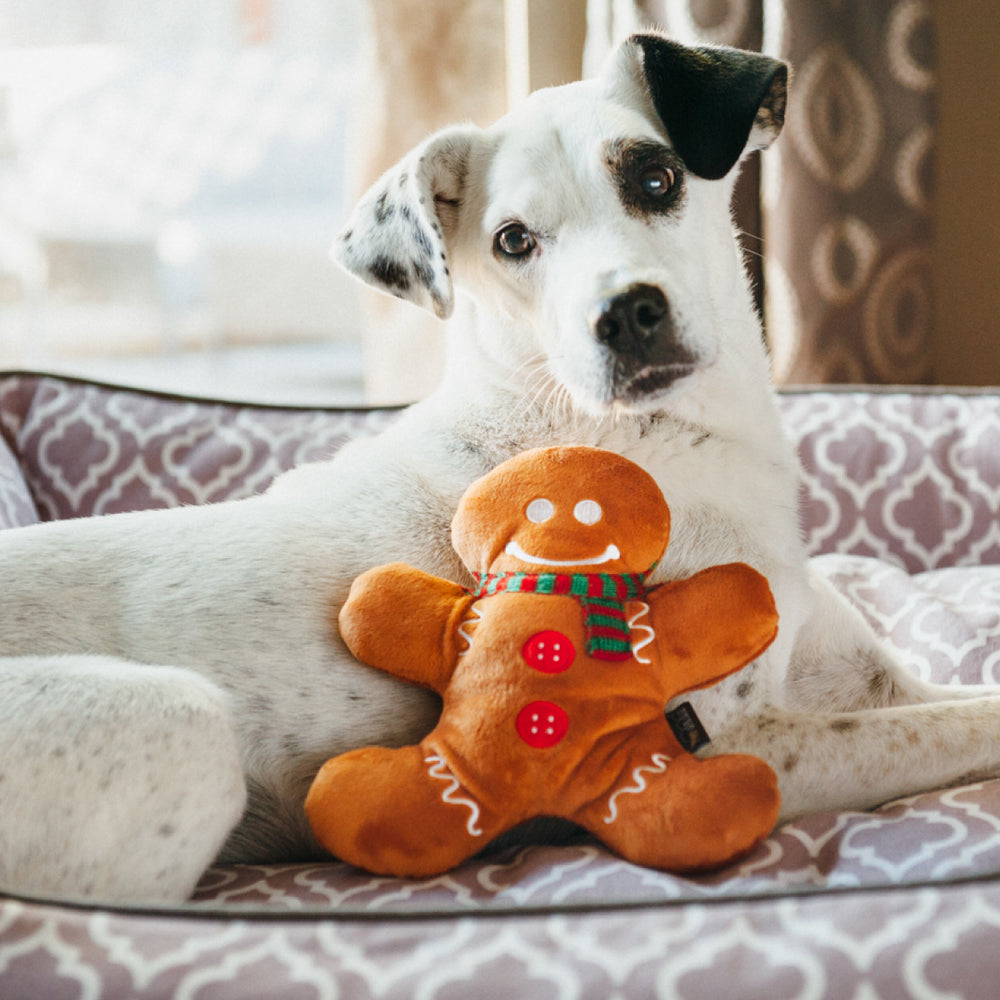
left=3, top=33, right=999, bottom=904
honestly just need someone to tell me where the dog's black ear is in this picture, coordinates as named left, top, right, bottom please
left=625, top=34, right=788, bottom=181
left=333, top=126, right=479, bottom=319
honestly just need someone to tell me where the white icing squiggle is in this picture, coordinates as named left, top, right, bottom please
left=424, top=754, right=484, bottom=836
left=457, top=604, right=484, bottom=655
left=628, top=601, right=655, bottom=664
left=604, top=753, right=672, bottom=824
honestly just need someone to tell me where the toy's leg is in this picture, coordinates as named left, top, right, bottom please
left=574, top=733, right=780, bottom=873
left=305, top=745, right=505, bottom=877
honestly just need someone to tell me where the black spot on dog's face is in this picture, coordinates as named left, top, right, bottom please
left=411, top=221, right=435, bottom=260
left=631, top=34, right=787, bottom=180
left=603, top=139, right=686, bottom=220
left=369, top=255, right=410, bottom=291
left=413, top=259, right=435, bottom=293
left=374, top=190, right=395, bottom=225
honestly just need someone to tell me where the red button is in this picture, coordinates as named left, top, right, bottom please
left=522, top=630, right=575, bottom=673
left=516, top=701, right=569, bottom=749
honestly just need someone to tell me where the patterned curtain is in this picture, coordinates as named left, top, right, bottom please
left=635, top=0, right=936, bottom=385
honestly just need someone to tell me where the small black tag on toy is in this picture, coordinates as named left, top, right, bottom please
left=665, top=702, right=710, bottom=752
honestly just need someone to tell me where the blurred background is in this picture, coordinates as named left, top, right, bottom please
left=0, top=0, right=369, bottom=404
left=0, top=0, right=997, bottom=405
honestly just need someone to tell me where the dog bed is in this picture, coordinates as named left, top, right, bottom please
left=3, top=371, right=1000, bottom=998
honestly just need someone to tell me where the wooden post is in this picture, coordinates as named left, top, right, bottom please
left=505, top=0, right=587, bottom=108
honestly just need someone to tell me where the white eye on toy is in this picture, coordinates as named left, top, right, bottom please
left=526, top=498, right=555, bottom=523
left=574, top=500, right=602, bottom=525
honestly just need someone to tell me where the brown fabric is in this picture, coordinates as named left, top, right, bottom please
left=764, top=1, right=935, bottom=384
left=637, top=0, right=935, bottom=384
left=311, top=447, right=779, bottom=877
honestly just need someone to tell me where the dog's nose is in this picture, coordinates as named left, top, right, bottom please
left=590, top=284, right=673, bottom=358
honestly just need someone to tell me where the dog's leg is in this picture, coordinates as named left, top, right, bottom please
left=778, top=566, right=1000, bottom=712
left=708, top=696, right=1000, bottom=821
left=0, top=655, right=246, bottom=903
left=703, top=565, right=1000, bottom=819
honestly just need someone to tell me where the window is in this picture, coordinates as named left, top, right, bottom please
left=0, top=0, right=366, bottom=403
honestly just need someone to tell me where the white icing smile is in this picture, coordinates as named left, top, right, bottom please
left=504, top=540, right=621, bottom=567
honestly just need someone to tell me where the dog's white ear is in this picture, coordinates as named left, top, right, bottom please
left=333, top=126, right=480, bottom=319
left=612, top=33, right=788, bottom=180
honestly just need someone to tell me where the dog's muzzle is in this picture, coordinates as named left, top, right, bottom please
left=589, top=283, right=697, bottom=401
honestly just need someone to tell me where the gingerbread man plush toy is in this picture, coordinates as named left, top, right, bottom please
left=306, top=446, right=781, bottom=877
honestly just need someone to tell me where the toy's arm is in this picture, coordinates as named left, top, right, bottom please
left=337, top=563, right=475, bottom=693
left=647, top=563, right=778, bottom=697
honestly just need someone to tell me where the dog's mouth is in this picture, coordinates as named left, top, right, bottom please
left=619, top=363, right=695, bottom=396
left=547, top=345, right=701, bottom=417
left=607, top=361, right=697, bottom=409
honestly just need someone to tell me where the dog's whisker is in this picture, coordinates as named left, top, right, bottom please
left=736, top=230, right=766, bottom=262
left=520, top=368, right=560, bottom=417
left=537, top=380, right=572, bottom=429
left=513, top=356, right=574, bottom=426
left=521, top=368, right=572, bottom=432
left=504, top=354, right=551, bottom=398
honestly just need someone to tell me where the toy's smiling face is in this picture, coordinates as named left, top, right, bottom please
left=452, top=447, right=670, bottom=576
left=502, top=495, right=623, bottom=571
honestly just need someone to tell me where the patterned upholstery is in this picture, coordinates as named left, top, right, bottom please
left=0, top=376, right=399, bottom=522
left=3, top=373, right=1000, bottom=997
left=784, top=389, right=1000, bottom=571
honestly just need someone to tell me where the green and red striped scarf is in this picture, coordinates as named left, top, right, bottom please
left=471, top=570, right=651, bottom=661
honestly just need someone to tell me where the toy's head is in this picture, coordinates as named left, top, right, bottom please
left=452, top=447, right=670, bottom=576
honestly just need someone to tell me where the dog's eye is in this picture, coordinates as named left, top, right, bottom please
left=494, top=223, right=537, bottom=260
left=639, top=166, right=675, bottom=198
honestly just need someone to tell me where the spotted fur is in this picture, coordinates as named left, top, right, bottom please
left=336, top=127, right=473, bottom=319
